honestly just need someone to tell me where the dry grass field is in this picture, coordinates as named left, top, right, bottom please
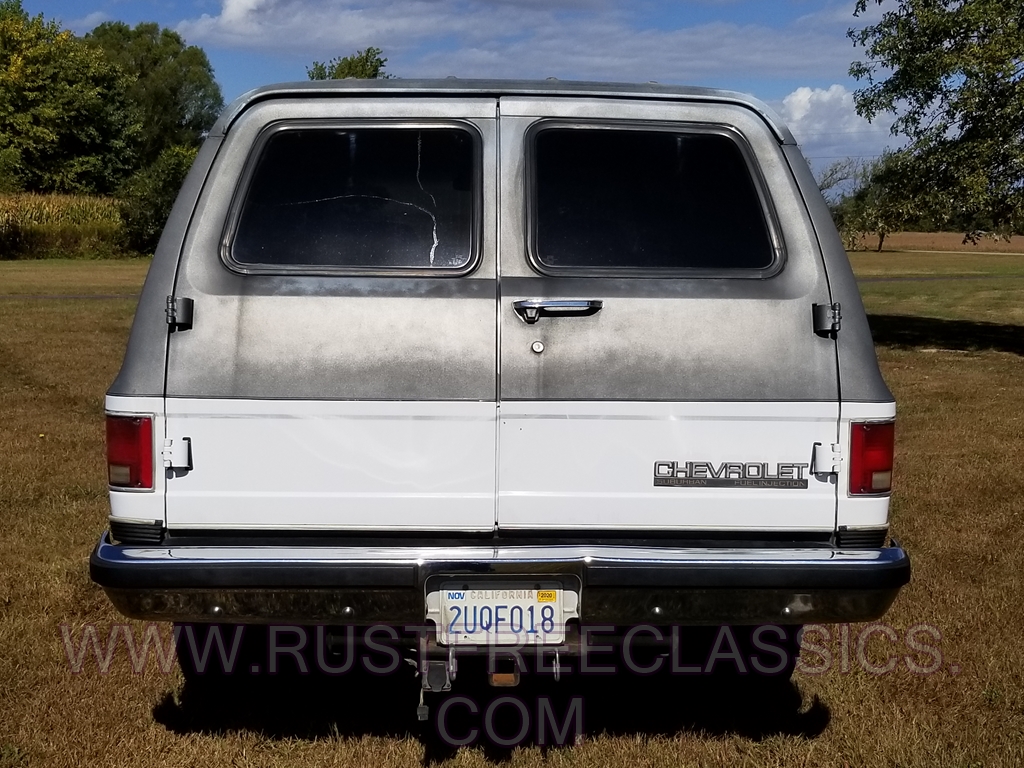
left=2, top=253, right=1024, bottom=767
left=860, top=231, right=1024, bottom=255
left=0, top=260, right=150, bottom=297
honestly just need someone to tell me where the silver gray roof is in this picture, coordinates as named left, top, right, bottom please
left=211, top=78, right=796, bottom=145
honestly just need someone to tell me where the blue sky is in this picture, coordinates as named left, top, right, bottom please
left=26, top=0, right=899, bottom=167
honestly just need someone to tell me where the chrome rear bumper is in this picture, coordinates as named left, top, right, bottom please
left=91, top=534, right=910, bottom=627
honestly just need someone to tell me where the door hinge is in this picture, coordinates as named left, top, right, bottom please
left=812, top=442, right=841, bottom=474
left=812, top=302, right=841, bottom=338
left=165, top=296, right=194, bottom=331
left=162, top=437, right=192, bottom=470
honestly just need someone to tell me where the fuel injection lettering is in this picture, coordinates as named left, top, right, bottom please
left=653, top=461, right=810, bottom=489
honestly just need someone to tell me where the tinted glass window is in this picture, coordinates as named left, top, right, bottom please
left=231, top=128, right=476, bottom=271
left=533, top=128, right=774, bottom=272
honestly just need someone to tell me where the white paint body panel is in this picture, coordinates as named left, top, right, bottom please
left=163, top=399, right=496, bottom=531
left=497, top=401, right=839, bottom=530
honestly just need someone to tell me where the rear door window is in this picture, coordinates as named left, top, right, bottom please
left=226, top=126, right=478, bottom=273
left=531, top=126, right=778, bottom=275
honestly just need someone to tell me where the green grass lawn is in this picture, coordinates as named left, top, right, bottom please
left=859, top=278, right=1024, bottom=326
left=852, top=251, right=1024, bottom=349
left=850, top=250, right=1024, bottom=279
left=1, top=255, right=1022, bottom=767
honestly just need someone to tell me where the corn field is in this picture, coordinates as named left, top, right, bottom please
left=0, top=194, right=125, bottom=259
left=0, top=193, right=121, bottom=229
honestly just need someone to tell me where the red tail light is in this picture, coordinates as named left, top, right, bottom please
left=106, top=415, right=153, bottom=489
left=849, top=421, right=894, bottom=495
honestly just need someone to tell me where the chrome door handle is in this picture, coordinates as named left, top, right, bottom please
left=512, top=299, right=603, bottom=324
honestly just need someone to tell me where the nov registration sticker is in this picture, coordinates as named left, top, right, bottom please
left=439, top=581, right=565, bottom=646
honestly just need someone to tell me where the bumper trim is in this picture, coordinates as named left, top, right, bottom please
left=91, top=533, right=909, bottom=626
left=90, top=534, right=910, bottom=591
left=102, top=586, right=902, bottom=627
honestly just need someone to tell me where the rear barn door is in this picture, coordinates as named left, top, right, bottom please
left=496, top=98, right=840, bottom=532
left=164, top=99, right=499, bottom=532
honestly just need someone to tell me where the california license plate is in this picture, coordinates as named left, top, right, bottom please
left=439, top=581, right=566, bottom=646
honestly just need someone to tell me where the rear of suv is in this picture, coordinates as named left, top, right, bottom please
left=91, top=79, right=909, bottom=694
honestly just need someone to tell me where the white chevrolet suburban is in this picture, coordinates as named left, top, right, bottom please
left=91, top=79, right=909, bottom=699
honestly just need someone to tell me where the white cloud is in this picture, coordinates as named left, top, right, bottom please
left=221, top=0, right=273, bottom=24
left=177, top=0, right=904, bottom=156
left=177, top=0, right=864, bottom=85
left=777, top=84, right=896, bottom=168
left=794, top=0, right=886, bottom=29
left=67, top=11, right=108, bottom=33
left=414, top=19, right=854, bottom=82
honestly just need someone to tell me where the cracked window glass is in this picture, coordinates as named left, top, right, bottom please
left=533, top=128, right=775, bottom=272
left=231, top=127, right=475, bottom=271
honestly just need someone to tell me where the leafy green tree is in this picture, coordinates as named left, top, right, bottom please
left=816, top=157, right=862, bottom=205
left=0, top=0, right=139, bottom=193
left=86, top=21, right=223, bottom=168
left=307, top=47, right=393, bottom=80
left=849, top=0, right=1024, bottom=239
left=816, top=158, right=866, bottom=249
left=117, top=144, right=197, bottom=254
left=832, top=153, right=921, bottom=251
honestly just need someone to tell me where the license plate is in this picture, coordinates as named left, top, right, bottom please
left=439, top=581, right=566, bottom=646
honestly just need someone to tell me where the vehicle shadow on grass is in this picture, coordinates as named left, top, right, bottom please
left=153, top=650, right=829, bottom=763
left=867, top=313, right=1024, bottom=355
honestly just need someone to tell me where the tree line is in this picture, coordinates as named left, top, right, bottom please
left=0, top=0, right=223, bottom=251
left=816, top=153, right=948, bottom=252
left=834, top=0, right=1023, bottom=249
left=0, top=0, right=396, bottom=255
left=0, top=1, right=223, bottom=193
left=2, top=0, right=1020, bottom=255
